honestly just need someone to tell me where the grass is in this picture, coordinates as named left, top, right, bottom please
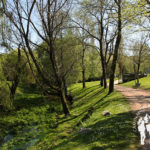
left=0, top=85, right=62, bottom=150
left=120, top=75, right=150, bottom=90
left=0, top=81, right=139, bottom=150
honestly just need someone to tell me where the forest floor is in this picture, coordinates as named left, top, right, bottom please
left=115, top=81, right=150, bottom=149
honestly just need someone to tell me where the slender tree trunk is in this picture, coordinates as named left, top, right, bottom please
left=10, top=76, right=19, bottom=102
left=60, top=82, right=70, bottom=115
left=103, top=73, right=107, bottom=88
left=137, top=63, right=140, bottom=85
left=109, top=0, right=122, bottom=94
left=82, top=48, right=86, bottom=88
left=62, top=76, right=67, bottom=97
left=100, top=76, right=103, bottom=87
left=57, top=79, right=70, bottom=116
left=137, top=48, right=142, bottom=85
left=82, top=70, right=86, bottom=88
left=99, top=41, right=107, bottom=89
left=133, top=63, right=137, bottom=84
left=99, top=7, right=107, bottom=89
left=102, top=62, right=107, bottom=88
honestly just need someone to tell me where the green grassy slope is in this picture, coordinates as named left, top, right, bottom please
left=0, top=82, right=139, bottom=150
left=121, top=75, right=150, bottom=90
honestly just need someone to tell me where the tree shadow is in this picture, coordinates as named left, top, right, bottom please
left=72, top=85, right=101, bottom=101
left=51, top=111, right=140, bottom=150
left=73, top=88, right=105, bottom=109
left=19, top=84, right=41, bottom=94
left=57, top=93, right=108, bottom=127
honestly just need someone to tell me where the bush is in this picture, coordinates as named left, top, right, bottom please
left=0, top=84, right=12, bottom=111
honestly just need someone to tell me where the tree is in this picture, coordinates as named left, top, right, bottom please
left=109, top=0, right=122, bottom=94
left=2, top=46, right=27, bottom=106
left=117, top=43, right=127, bottom=82
left=74, top=0, right=119, bottom=89
left=75, top=27, right=88, bottom=88
left=2, top=0, right=73, bottom=115
left=35, top=29, right=80, bottom=95
left=132, top=37, right=149, bottom=86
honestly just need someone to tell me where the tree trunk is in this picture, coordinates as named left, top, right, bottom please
left=99, top=17, right=107, bottom=89
left=109, top=0, right=122, bottom=94
left=99, top=41, right=107, bottom=89
left=62, top=76, right=68, bottom=97
left=82, top=48, right=86, bottom=88
left=10, top=76, right=19, bottom=103
left=136, top=62, right=140, bottom=85
left=100, top=76, right=103, bottom=87
left=102, top=65, right=107, bottom=88
left=133, top=63, right=137, bottom=85
left=82, top=70, right=86, bottom=88
left=60, top=83, right=70, bottom=115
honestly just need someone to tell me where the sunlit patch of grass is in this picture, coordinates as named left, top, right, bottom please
left=121, top=75, right=150, bottom=90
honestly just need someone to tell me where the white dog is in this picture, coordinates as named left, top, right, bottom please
left=144, top=114, right=149, bottom=124
left=144, top=114, right=150, bottom=136
left=146, top=124, right=150, bottom=136
left=138, top=117, right=146, bottom=145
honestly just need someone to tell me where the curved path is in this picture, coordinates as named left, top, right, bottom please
left=115, top=85, right=150, bottom=150
left=115, top=85, right=150, bottom=111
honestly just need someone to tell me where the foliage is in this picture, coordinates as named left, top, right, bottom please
left=0, top=82, right=11, bottom=109
left=0, top=51, right=35, bottom=85
left=0, top=0, right=149, bottom=148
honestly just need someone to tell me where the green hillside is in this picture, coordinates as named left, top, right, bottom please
left=0, top=82, right=139, bottom=150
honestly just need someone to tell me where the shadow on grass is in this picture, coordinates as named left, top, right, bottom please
left=14, top=96, right=46, bottom=109
left=51, top=111, right=140, bottom=150
left=94, top=97, right=125, bottom=111
left=73, top=88, right=105, bottom=109
left=57, top=93, right=108, bottom=127
left=19, top=84, right=41, bottom=94
left=72, top=85, right=100, bottom=101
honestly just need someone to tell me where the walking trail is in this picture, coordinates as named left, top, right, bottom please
left=114, top=84, right=150, bottom=150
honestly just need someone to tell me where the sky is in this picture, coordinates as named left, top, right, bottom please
left=0, top=0, right=150, bottom=55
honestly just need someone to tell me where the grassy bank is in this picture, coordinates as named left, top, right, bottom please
left=121, top=75, right=150, bottom=90
left=0, top=82, right=139, bottom=150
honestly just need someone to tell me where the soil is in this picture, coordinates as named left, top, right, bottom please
left=115, top=85, right=150, bottom=150
left=115, top=85, right=150, bottom=111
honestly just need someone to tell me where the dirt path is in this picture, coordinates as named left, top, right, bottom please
left=115, top=85, right=150, bottom=111
left=115, top=85, right=150, bottom=150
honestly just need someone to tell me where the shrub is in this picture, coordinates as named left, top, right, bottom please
left=0, top=83, right=12, bottom=111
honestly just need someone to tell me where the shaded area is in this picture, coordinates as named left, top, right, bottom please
left=51, top=111, right=139, bottom=150
left=0, top=85, right=61, bottom=150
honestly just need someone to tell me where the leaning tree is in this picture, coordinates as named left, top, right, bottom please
left=2, top=0, right=73, bottom=115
